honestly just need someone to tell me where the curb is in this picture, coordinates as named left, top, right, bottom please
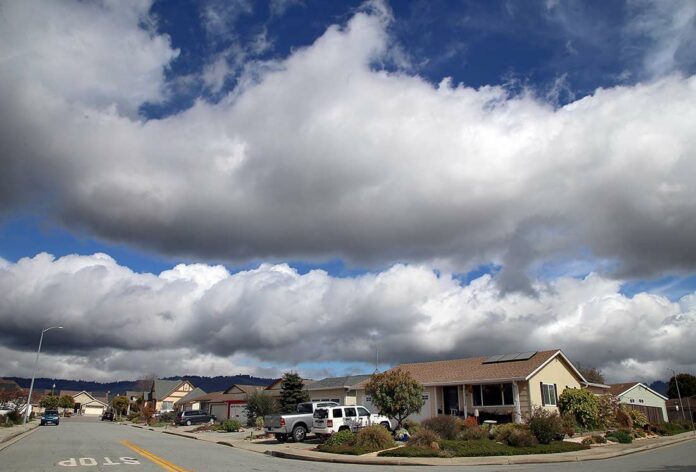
left=0, top=424, right=40, bottom=453
left=163, top=431, right=198, bottom=440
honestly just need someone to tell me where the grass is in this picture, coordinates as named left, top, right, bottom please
left=379, top=439, right=589, bottom=458
left=317, top=444, right=386, bottom=455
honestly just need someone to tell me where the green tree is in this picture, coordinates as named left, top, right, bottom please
left=557, top=388, right=599, bottom=429
left=39, top=394, right=59, bottom=410
left=667, top=373, right=696, bottom=399
left=58, top=395, right=75, bottom=416
left=577, top=365, right=606, bottom=384
left=365, top=368, right=424, bottom=428
left=279, top=372, right=310, bottom=413
left=111, top=395, right=129, bottom=420
left=244, top=391, right=279, bottom=426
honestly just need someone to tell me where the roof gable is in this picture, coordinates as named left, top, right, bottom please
left=152, top=379, right=184, bottom=399
left=609, top=382, right=668, bottom=400
left=222, top=384, right=266, bottom=395
left=306, top=374, right=373, bottom=391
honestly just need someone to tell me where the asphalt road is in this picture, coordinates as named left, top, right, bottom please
left=1, top=416, right=695, bottom=472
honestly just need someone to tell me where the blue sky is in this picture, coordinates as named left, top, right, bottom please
left=0, top=0, right=695, bottom=382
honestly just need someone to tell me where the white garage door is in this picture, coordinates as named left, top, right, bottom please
left=229, top=405, right=248, bottom=424
left=210, top=404, right=228, bottom=421
left=83, top=405, right=103, bottom=416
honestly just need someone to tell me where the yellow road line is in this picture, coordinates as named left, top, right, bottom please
left=120, top=440, right=192, bottom=472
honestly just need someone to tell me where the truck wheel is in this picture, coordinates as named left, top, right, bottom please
left=338, top=426, right=349, bottom=432
left=292, top=425, right=307, bottom=442
left=380, top=421, right=391, bottom=431
left=275, top=433, right=287, bottom=443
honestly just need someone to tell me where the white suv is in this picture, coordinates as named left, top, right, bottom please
left=311, top=405, right=392, bottom=437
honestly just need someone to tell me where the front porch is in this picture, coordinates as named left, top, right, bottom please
left=431, top=381, right=528, bottom=424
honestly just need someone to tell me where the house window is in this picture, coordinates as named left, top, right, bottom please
left=162, top=401, right=173, bottom=411
left=472, top=384, right=515, bottom=407
left=639, top=399, right=644, bottom=404
left=541, top=384, right=557, bottom=406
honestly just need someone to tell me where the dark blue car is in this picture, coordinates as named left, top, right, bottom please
left=41, top=409, right=60, bottom=426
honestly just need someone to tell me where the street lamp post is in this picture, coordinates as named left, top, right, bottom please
left=23, top=326, right=64, bottom=425
left=670, top=369, right=686, bottom=421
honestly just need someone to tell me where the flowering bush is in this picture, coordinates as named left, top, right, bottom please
left=558, top=389, right=599, bottom=429
left=527, top=407, right=563, bottom=444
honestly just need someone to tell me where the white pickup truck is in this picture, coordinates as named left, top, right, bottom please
left=264, top=401, right=338, bottom=442
left=311, top=405, right=392, bottom=437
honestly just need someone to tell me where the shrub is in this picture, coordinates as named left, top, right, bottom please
left=462, top=416, right=478, bottom=428
left=625, top=407, right=648, bottom=429
left=159, top=412, right=175, bottom=423
left=221, top=419, right=242, bottom=432
left=613, top=408, right=633, bottom=430
left=354, top=425, right=395, bottom=452
left=561, top=412, right=576, bottom=437
left=507, top=429, right=538, bottom=447
left=581, top=437, right=593, bottom=445
left=493, top=423, right=519, bottom=443
left=402, top=418, right=421, bottom=434
left=606, top=429, right=632, bottom=444
left=458, top=426, right=487, bottom=440
left=592, top=434, right=607, bottom=444
left=558, top=389, right=599, bottom=429
left=596, top=394, right=620, bottom=428
left=325, top=429, right=355, bottom=447
left=422, top=416, right=460, bottom=440
left=126, top=412, right=140, bottom=422
left=407, top=428, right=441, bottom=448
left=244, top=391, right=279, bottom=427
left=527, top=407, right=563, bottom=444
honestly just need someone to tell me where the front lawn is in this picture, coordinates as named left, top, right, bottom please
left=317, top=444, right=384, bottom=455
left=379, top=440, right=589, bottom=458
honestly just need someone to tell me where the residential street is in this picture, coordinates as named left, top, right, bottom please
left=0, top=417, right=694, bottom=472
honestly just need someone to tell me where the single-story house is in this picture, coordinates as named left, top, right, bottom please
left=181, top=384, right=269, bottom=423
left=392, top=349, right=590, bottom=424
left=581, top=381, right=611, bottom=395
left=306, top=375, right=372, bottom=407
left=666, top=395, right=696, bottom=423
left=608, top=382, right=669, bottom=423
left=150, top=379, right=195, bottom=413
left=70, top=391, right=109, bottom=416
left=174, top=387, right=206, bottom=412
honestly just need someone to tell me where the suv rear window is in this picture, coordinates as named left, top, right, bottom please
left=313, top=408, right=329, bottom=419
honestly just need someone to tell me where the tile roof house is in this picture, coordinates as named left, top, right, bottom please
left=179, top=384, right=269, bottom=424
left=392, top=349, right=589, bottom=424
left=608, top=382, right=669, bottom=423
left=174, top=387, right=206, bottom=411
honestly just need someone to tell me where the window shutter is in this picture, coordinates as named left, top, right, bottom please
left=540, top=382, right=545, bottom=406
left=553, top=384, right=558, bottom=405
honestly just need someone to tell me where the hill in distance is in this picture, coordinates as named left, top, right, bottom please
left=5, top=374, right=275, bottom=395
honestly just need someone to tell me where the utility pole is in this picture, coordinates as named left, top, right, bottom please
left=670, top=369, right=686, bottom=422
left=24, top=326, right=64, bottom=425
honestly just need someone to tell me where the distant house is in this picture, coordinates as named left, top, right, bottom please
left=608, top=382, right=668, bottom=423
left=174, top=387, right=206, bottom=412
left=0, top=379, right=22, bottom=393
left=305, top=375, right=373, bottom=407
left=179, top=384, right=269, bottom=423
left=392, top=349, right=590, bottom=424
left=150, top=379, right=195, bottom=413
left=68, top=391, right=109, bottom=416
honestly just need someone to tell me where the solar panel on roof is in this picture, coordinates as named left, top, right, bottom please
left=482, top=351, right=538, bottom=364
left=513, top=351, right=537, bottom=360
left=483, top=354, right=504, bottom=364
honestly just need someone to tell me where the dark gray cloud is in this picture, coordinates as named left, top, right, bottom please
left=0, top=253, right=694, bottom=382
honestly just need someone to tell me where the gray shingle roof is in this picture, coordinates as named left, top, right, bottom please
left=152, top=379, right=183, bottom=400
left=306, top=375, right=372, bottom=391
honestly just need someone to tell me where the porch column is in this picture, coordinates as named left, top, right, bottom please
left=512, top=382, right=522, bottom=424
left=434, top=387, right=439, bottom=416
left=462, top=384, right=468, bottom=417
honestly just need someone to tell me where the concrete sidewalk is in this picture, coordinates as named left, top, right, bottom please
left=0, top=420, right=40, bottom=452
left=122, top=421, right=696, bottom=466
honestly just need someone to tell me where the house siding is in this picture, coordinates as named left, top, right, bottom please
left=618, top=385, right=668, bottom=422
left=309, top=388, right=349, bottom=405
left=528, top=356, right=583, bottom=413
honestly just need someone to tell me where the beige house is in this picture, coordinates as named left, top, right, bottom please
left=608, top=382, right=668, bottom=423
left=71, top=391, right=108, bottom=416
left=393, top=349, right=589, bottom=424
left=181, top=383, right=272, bottom=423
left=174, top=387, right=206, bottom=412
left=150, top=379, right=195, bottom=413
left=306, top=375, right=372, bottom=406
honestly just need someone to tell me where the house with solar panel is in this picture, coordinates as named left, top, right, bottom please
left=391, top=349, right=596, bottom=424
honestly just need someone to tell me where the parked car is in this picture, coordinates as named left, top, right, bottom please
left=41, top=410, right=60, bottom=426
left=312, top=405, right=391, bottom=437
left=264, top=401, right=339, bottom=442
left=175, top=410, right=216, bottom=426
left=101, top=410, right=115, bottom=421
